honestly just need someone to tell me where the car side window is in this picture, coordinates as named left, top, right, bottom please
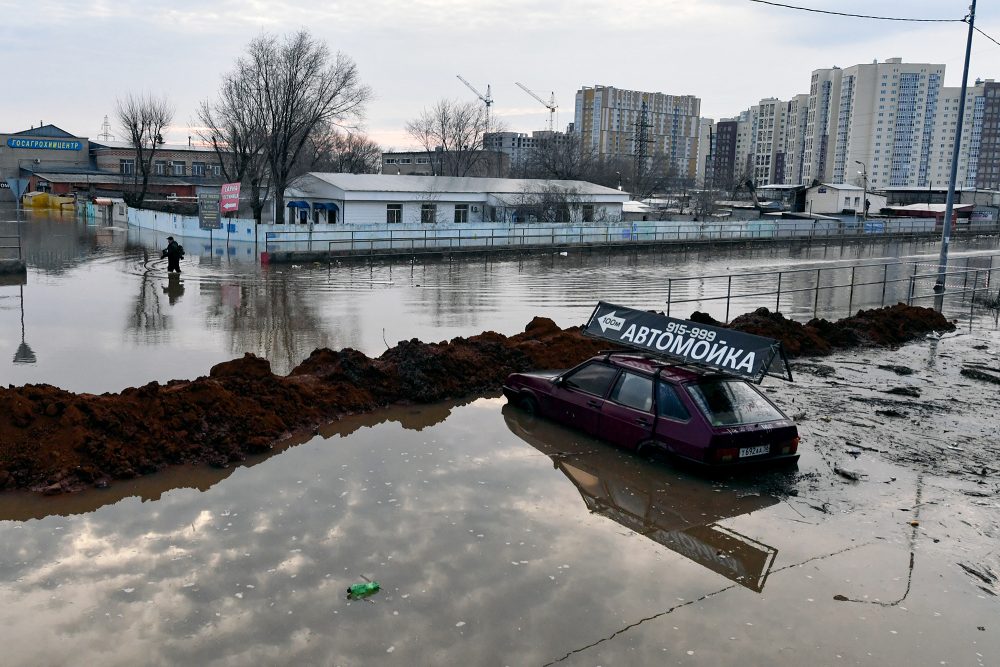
left=609, top=372, right=654, bottom=412
left=657, top=383, right=691, bottom=421
left=562, top=363, right=619, bottom=397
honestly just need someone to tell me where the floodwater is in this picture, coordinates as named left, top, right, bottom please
left=1, top=209, right=997, bottom=392
left=0, top=209, right=998, bottom=665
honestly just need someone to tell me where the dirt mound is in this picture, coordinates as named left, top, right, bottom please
left=0, top=304, right=953, bottom=495
left=727, top=303, right=953, bottom=357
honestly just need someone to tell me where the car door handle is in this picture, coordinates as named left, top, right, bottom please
left=587, top=400, right=602, bottom=408
left=636, top=417, right=651, bottom=425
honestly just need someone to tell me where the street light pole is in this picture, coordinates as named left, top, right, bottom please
left=855, top=160, right=867, bottom=222
left=935, top=0, right=977, bottom=293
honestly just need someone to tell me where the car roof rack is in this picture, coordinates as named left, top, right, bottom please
left=597, top=350, right=724, bottom=377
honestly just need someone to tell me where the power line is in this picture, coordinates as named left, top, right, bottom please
left=974, top=26, right=1000, bottom=48
left=747, top=0, right=962, bottom=23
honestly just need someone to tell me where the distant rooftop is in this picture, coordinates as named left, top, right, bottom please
left=294, top=173, right=628, bottom=198
left=91, top=139, right=218, bottom=153
left=10, top=124, right=80, bottom=138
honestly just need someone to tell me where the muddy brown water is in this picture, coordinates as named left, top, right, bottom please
left=0, top=210, right=997, bottom=664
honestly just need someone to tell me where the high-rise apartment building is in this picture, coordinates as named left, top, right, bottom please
left=804, top=58, right=947, bottom=188
left=574, top=85, right=702, bottom=183
left=716, top=59, right=996, bottom=193
left=710, top=120, right=739, bottom=189
left=750, top=98, right=788, bottom=186
left=974, top=80, right=1000, bottom=190
left=782, top=94, right=810, bottom=185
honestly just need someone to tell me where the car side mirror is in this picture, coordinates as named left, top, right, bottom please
left=553, top=376, right=565, bottom=386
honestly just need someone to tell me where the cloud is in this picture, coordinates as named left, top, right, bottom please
left=1, top=1, right=996, bottom=148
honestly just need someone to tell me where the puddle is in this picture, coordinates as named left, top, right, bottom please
left=0, top=388, right=995, bottom=664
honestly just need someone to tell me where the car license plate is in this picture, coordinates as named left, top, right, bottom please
left=740, top=445, right=769, bottom=458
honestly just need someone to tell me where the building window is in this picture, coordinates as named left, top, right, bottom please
left=421, top=203, right=437, bottom=224
left=119, top=159, right=135, bottom=175
left=191, top=162, right=206, bottom=177
left=154, top=160, right=167, bottom=175
left=211, top=164, right=221, bottom=177
left=454, top=204, right=469, bottom=223
left=416, top=157, right=430, bottom=164
left=385, top=158, right=398, bottom=165
left=399, top=158, right=412, bottom=165
left=582, top=204, right=595, bottom=222
left=386, top=204, right=402, bottom=224
left=172, top=161, right=185, bottom=176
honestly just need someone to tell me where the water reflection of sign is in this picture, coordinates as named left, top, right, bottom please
left=583, top=301, right=791, bottom=383
left=502, top=405, right=779, bottom=592
left=198, top=193, right=223, bottom=230
left=220, top=284, right=242, bottom=308
left=220, top=182, right=241, bottom=212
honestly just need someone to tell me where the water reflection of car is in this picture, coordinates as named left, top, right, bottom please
left=502, top=352, right=799, bottom=466
left=502, top=404, right=780, bottom=591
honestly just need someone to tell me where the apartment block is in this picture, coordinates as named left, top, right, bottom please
left=483, top=130, right=574, bottom=169
left=574, top=85, right=702, bottom=183
left=975, top=80, right=1000, bottom=190
left=782, top=94, right=810, bottom=185
left=803, top=58, right=947, bottom=188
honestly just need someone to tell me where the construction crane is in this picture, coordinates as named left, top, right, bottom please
left=515, top=82, right=557, bottom=132
left=456, top=75, right=493, bottom=128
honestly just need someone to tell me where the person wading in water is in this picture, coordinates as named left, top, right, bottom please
left=162, top=237, right=185, bottom=273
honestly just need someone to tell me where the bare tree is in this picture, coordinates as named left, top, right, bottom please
left=300, top=126, right=382, bottom=174
left=245, top=30, right=372, bottom=224
left=504, top=183, right=597, bottom=223
left=197, top=65, right=272, bottom=223
left=116, top=93, right=174, bottom=207
left=405, top=99, right=503, bottom=177
left=517, top=133, right=598, bottom=181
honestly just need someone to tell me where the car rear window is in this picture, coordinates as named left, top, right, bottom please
left=686, top=378, right=785, bottom=426
left=562, top=363, right=619, bottom=397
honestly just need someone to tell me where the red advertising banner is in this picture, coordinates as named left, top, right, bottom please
left=220, top=182, right=241, bottom=212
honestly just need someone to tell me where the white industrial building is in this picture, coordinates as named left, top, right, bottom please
left=283, top=174, right=629, bottom=225
left=804, top=183, right=887, bottom=216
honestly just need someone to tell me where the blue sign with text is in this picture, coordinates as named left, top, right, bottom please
left=7, top=138, right=83, bottom=151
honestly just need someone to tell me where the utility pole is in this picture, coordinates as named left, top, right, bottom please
left=855, top=160, right=867, bottom=222
left=935, top=0, right=977, bottom=293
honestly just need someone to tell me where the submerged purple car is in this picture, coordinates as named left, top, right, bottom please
left=502, top=352, right=799, bottom=466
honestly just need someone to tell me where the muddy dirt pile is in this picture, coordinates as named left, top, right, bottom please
left=0, top=305, right=951, bottom=495
left=727, top=304, right=954, bottom=357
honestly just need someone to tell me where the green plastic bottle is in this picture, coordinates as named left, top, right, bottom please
left=347, top=581, right=380, bottom=598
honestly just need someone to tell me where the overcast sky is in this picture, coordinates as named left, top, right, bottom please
left=2, top=0, right=996, bottom=150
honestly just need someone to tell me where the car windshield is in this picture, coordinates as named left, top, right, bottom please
left=686, top=378, right=785, bottom=426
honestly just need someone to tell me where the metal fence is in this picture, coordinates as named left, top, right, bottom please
left=664, top=253, right=1000, bottom=323
left=255, top=218, right=1000, bottom=258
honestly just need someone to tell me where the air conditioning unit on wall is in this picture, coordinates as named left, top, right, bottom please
left=471, top=206, right=480, bottom=212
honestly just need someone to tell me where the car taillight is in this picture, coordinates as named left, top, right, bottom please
left=780, top=436, right=800, bottom=455
left=713, top=447, right=739, bottom=463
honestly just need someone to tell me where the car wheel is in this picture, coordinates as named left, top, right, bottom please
left=517, top=395, right=539, bottom=416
